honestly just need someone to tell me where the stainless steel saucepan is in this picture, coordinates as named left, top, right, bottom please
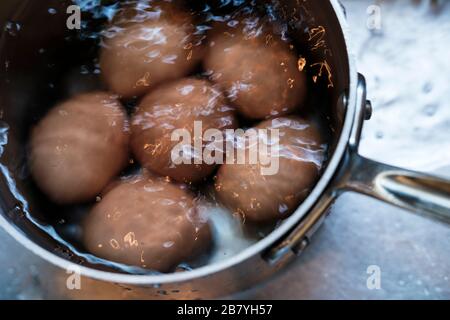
left=0, top=0, right=449, bottom=299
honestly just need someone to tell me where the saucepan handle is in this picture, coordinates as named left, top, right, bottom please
left=336, top=152, right=450, bottom=224
left=337, top=74, right=450, bottom=224
left=265, top=152, right=450, bottom=265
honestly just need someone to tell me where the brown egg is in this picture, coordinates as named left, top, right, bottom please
left=204, top=17, right=307, bottom=120
left=29, top=92, right=129, bottom=204
left=82, top=174, right=211, bottom=272
left=215, top=116, right=326, bottom=223
left=131, top=78, right=237, bottom=183
left=100, top=1, right=204, bottom=98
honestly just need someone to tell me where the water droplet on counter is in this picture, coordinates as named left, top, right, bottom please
left=422, top=82, right=433, bottom=94
left=375, top=131, right=384, bottom=139
left=423, top=104, right=438, bottom=117
left=29, top=264, right=39, bottom=276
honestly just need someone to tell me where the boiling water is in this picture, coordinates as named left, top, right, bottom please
left=0, top=0, right=333, bottom=274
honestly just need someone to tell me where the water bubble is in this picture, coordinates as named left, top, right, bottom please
left=0, top=121, right=9, bottom=147
left=4, top=21, right=21, bottom=37
left=80, top=65, right=90, bottom=75
left=278, top=203, right=288, bottom=213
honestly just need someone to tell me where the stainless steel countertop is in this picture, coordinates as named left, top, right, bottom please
left=1, top=0, right=449, bottom=299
